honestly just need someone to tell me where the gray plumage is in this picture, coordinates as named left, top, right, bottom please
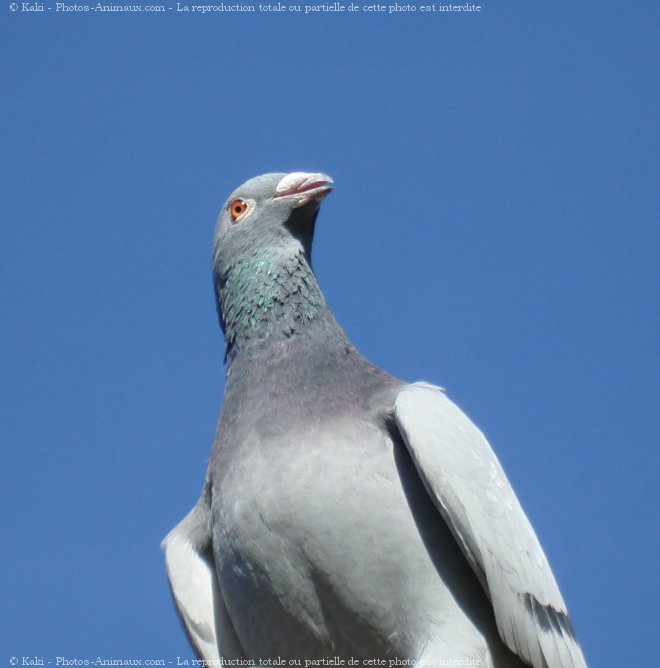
left=163, top=172, right=587, bottom=668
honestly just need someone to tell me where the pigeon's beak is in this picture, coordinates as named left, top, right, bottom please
left=274, top=172, right=334, bottom=208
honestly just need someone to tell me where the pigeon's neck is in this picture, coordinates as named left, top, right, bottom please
left=216, top=248, right=352, bottom=364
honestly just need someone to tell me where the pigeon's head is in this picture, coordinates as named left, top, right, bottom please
left=213, top=171, right=333, bottom=278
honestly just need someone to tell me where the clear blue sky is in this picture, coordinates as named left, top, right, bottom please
left=2, top=3, right=658, bottom=666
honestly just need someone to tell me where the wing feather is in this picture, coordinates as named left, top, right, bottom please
left=394, top=382, right=586, bottom=668
left=162, top=499, right=245, bottom=662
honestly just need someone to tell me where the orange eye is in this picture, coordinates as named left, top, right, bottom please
left=229, top=198, right=248, bottom=221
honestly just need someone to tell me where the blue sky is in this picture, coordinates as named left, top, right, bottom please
left=2, top=2, right=658, bottom=666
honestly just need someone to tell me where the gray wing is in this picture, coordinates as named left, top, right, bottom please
left=393, top=382, right=587, bottom=668
left=162, top=493, right=245, bottom=662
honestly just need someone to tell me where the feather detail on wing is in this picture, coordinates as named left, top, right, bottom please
left=162, top=499, right=244, bottom=663
left=394, top=382, right=587, bottom=668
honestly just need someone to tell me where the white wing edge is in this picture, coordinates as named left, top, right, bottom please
left=393, top=382, right=587, bottom=668
left=162, top=501, right=244, bottom=663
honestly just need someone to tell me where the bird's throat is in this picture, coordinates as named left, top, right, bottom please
left=216, top=249, right=347, bottom=364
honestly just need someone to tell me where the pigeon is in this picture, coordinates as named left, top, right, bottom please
left=163, top=172, right=587, bottom=668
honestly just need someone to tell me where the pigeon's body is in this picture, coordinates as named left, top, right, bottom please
left=163, top=172, right=587, bottom=667
left=212, top=334, right=517, bottom=665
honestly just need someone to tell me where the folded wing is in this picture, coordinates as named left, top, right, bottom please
left=394, top=382, right=587, bottom=668
left=162, top=497, right=244, bottom=662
